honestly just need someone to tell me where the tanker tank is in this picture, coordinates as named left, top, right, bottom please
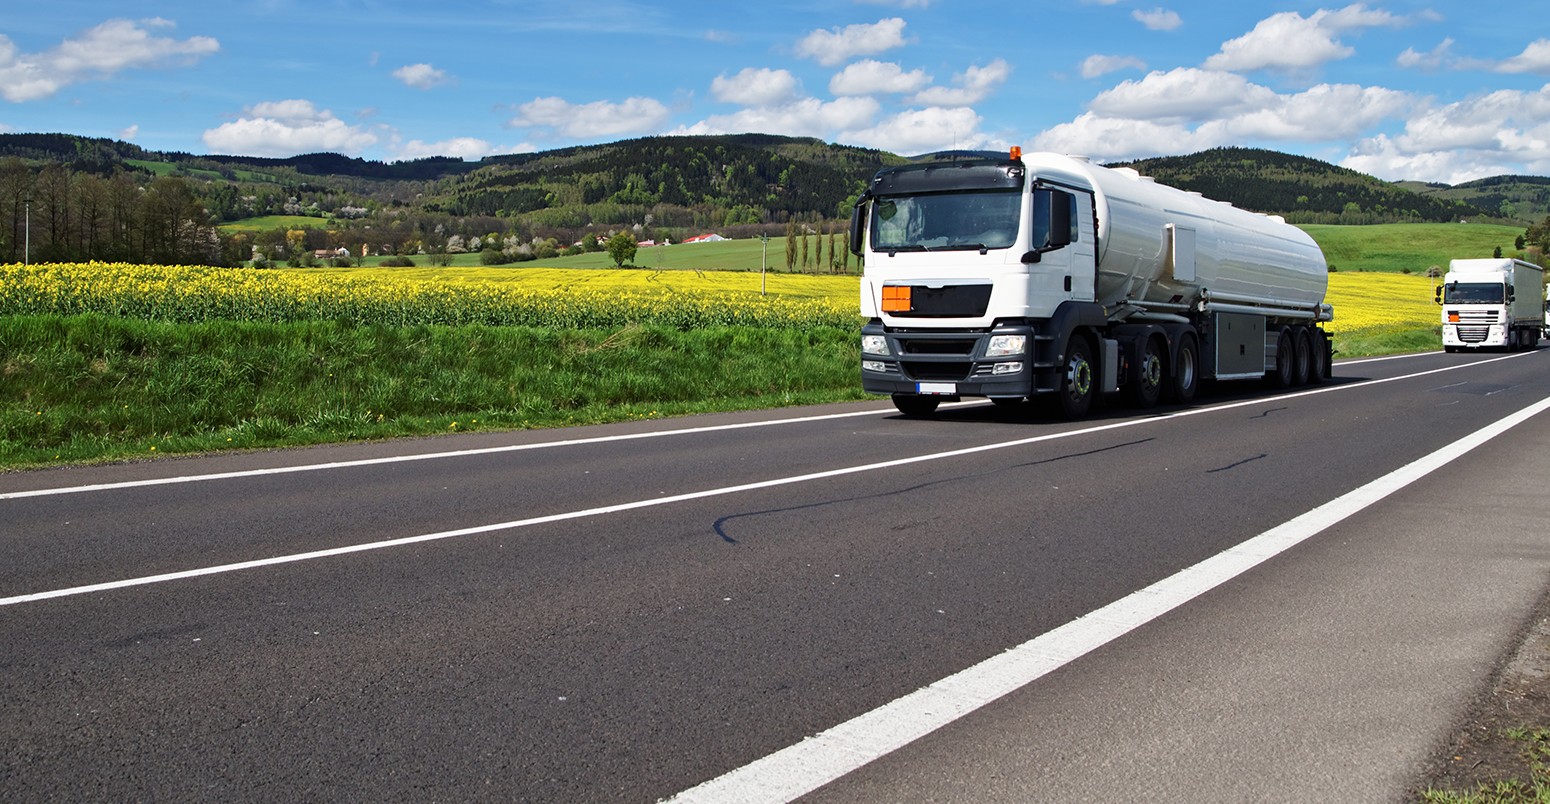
left=1024, top=153, right=1329, bottom=317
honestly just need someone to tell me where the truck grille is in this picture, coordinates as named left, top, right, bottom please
left=1454, top=310, right=1498, bottom=343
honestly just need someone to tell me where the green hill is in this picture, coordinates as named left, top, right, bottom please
left=1301, top=222, right=1526, bottom=273
left=1112, top=148, right=1490, bottom=225
left=1396, top=175, right=1550, bottom=225
left=1, top=133, right=1542, bottom=267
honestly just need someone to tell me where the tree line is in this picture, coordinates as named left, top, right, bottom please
left=0, top=134, right=1536, bottom=267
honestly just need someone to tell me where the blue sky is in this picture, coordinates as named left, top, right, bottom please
left=2, top=1, right=1548, bottom=184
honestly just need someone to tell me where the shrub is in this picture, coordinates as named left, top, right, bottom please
left=479, top=249, right=509, bottom=266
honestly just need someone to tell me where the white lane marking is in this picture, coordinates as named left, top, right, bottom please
left=0, top=402, right=1253, bottom=606
left=0, top=406, right=899, bottom=500
left=664, top=392, right=1550, bottom=804
left=1, top=349, right=1538, bottom=607
left=0, top=351, right=1533, bottom=502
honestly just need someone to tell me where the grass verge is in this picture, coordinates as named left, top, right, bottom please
left=1421, top=727, right=1550, bottom=802
left=0, top=314, right=865, bottom=468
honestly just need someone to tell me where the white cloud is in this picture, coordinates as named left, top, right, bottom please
left=0, top=18, right=218, bottom=103
left=795, top=18, right=908, bottom=67
left=674, top=97, right=882, bottom=140
left=202, top=99, right=379, bottom=157
left=1032, top=113, right=1218, bottom=161
left=1132, top=8, right=1182, bottom=32
left=842, top=107, right=990, bottom=154
left=1398, top=38, right=1453, bottom=71
left=1203, top=4, right=1404, bottom=74
left=1031, top=69, right=1415, bottom=165
left=1088, top=68, right=1275, bottom=122
left=1341, top=135, right=1522, bottom=185
left=1495, top=39, right=1550, bottom=75
left=711, top=68, right=800, bottom=106
left=509, top=96, right=672, bottom=139
left=830, top=60, right=931, bottom=96
left=910, top=59, right=1011, bottom=106
left=392, top=63, right=450, bottom=90
left=1213, top=83, right=1413, bottom=141
left=118, top=124, right=139, bottom=142
left=1082, top=54, right=1148, bottom=80
left=393, top=137, right=500, bottom=160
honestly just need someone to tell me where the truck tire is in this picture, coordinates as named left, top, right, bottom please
left=1124, top=336, right=1164, bottom=408
left=1271, top=328, right=1297, bottom=388
left=1055, top=335, right=1097, bottom=419
left=1309, top=329, right=1331, bottom=383
left=1168, top=334, right=1199, bottom=403
left=891, top=393, right=941, bottom=417
left=1292, top=327, right=1312, bottom=386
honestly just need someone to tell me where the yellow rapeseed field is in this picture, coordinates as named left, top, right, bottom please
left=0, top=262, right=1438, bottom=336
left=1322, top=271, right=1439, bottom=337
left=0, top=262, right=858, bottom=330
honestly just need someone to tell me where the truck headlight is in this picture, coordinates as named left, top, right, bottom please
left=862, top=335, right=890, bottom=355
left=862, top=359, right=887, bottom=373
left=985, top=334, right=1027, bottom=357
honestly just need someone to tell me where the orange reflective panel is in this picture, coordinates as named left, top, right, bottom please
left=882, top=285, right=912, bottom=312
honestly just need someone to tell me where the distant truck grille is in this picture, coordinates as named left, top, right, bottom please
left=1456, top=326, right=1491, bottom=343
left=1453, top=310, right=1498, bottom=343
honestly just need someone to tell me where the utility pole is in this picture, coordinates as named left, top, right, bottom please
left=760, top=233, right=768, bottom=296
left=23, top=197, right=31, bottom=266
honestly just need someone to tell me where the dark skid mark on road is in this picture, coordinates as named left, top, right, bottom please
left=1207, top=453, right=1268, bottom=473
left=1249, top=406, right=1289, bottom=419
left=712, top=438, right=1154, bottom=543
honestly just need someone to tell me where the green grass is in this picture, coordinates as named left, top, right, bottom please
left=1422, top=727, right=1550, bottom=803
left=340, top=224, right=1524, bottom=275
left=0, top=314, right=864, bottom=468
left=1302, top=223, right=1527, bottom=273
left=346, top=236, right=854, bottom=273
left=219, top=215, right=330, bottom=233
left=1332, top=326, right=1441, bottom=358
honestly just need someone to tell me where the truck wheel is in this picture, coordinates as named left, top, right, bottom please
left=1309, top=330, right=1331, bottom=383
left=891, top=393, right=941, bottom=417
left=1055, top=336, right=1097, bottom=419
left=1271, top=329, right=1297, bottom=388
left=1124, top=336, right=1164, bottom=408
left=1168, top=334, right=1199, bottom=403
left=1291, top=327, right=1312, bottom=386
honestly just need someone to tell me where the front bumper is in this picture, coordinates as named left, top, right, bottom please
left=860, top=321, right=1044, bottom=399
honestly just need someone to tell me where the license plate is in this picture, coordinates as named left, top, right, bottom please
left=917, top=382, right=957, bottom=395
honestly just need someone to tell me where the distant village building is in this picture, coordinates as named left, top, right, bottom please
left=681, top=233, right=727, bottom=244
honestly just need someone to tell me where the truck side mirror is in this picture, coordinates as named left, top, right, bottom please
left=848, top=196, right=868, bottom=258
left=1434, top=286, right=1442, bottom=305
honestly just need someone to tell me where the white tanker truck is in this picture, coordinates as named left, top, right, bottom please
left=849, top=149, right=1333, bottom=418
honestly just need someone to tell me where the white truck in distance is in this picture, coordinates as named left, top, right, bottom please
left=849, top=149, right=1334, bottom=418
left=1436, top=258, right=1545, bottom=352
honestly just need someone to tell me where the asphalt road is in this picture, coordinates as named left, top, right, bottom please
left=4, top=348, right=1550, bottom=802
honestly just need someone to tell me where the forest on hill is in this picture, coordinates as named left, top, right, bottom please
left=0, top=133, right=1535, bottom=267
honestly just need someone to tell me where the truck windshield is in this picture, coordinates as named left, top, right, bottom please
left=870, top=190, right=1020, bottom=252
left=1443, top=283, right=1505, bottom=304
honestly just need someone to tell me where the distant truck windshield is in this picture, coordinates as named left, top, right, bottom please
left=1443, top=283, right=1505, bottom=304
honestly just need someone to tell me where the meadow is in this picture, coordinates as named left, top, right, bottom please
left=1301, top=222, right=1525, bottom=274
left=0, top=250, right=1457, bottom=469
